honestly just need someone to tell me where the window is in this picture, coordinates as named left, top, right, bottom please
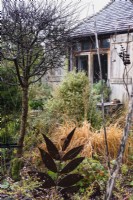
left=93, top=54, right=108, bottom=83
left=76, top=55, right=88, bottom=75
left=73, top=41, right=91, bottom=51
left=81, top=41, right=90, bottom=51
left=100, top=39, right=110, bottom=48
left=72, top=38, right=110, bottom=52
left=73, top=42, right=81, bottom=51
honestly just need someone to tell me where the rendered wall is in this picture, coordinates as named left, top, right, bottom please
left=109, top=33, right=133, bottom=102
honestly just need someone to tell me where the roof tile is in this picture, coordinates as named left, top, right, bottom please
left=72, top=0, right=133, bottom=38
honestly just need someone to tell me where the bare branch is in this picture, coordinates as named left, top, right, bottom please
left=14, top=58, right=24, bottom=87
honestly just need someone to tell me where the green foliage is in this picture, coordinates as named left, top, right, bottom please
left=0, top=172, right=40, bottom=199
left=24, top=129, right=42, bottom=151
left=29, top=83, right=52, bottom=110
left=39, top=97, right=64, bottom=133
left=0, top=65, right=21, bottom=115
left=29, top=99, right=44, bottom=110
left=11, top=158, right=23, bottom=181
left=72, top=189, right=94, bottom=200
left=0, top=116, right=20, bottom=170
left=11, top=175, right=40, bottom=199
left=129, top=195, right=133, bottom=200
left=57, top=71, right=90, bottom=121
left=0, top=180, right=10, bottom=189
left=121, top=164, right=128, bottom=175
left=36, top=71, right=102, bottom=132
left=75, top=157, right=108, bottom=192
left=0, top=65, right=21, bottom=153
left=130, top=181, right=133, bottom=186
left=92, top=80, right=111, bottom=102
left=0, top=117, right=20, bottom=144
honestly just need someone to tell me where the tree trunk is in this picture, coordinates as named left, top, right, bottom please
left=17, top=87, right=28, bottom=157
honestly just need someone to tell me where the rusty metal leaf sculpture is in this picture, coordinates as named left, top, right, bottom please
left=28, top=171, right=55, bottom=188
left=62, top=127, right=76, bottom=151
left=58, top=174, right=83, bottom=187
left=28, top=129, right=86, bottom=197
left=39, top=148, right=57, bottom=173
left=43, top=134, right=60, bottom=160
left=60, top=157, right=84, bottom=174
left=62, top=145, right=83, bottom=161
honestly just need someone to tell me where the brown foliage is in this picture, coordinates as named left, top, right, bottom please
left=50, top=121, right=133, bottom=163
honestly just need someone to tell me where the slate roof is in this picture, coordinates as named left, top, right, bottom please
left=71, top=0, right=133, bottom=38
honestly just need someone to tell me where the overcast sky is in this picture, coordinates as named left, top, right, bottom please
left=73, top=0, right=111, bottom=19
left=0, top=0, right=111, bottom=18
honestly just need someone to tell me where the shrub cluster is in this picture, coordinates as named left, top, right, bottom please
left=32, top=71, right=102, bottom=135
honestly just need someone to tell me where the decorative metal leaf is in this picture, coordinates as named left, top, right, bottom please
left=62, top=145, right=83, bottom=161
left=58, top=174, right=83, bottom=187
left=39, top=148, right=57, bottom=173
left=43, top=134, right=60, bottom=160
left=60, top=157, right=84, bottom=174
left=62, top=127, right=76, bottom=151
left=28, top=171, right=55, bottom=188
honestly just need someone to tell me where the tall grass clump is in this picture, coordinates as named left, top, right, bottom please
left=50, top=121, right=133, bottom=164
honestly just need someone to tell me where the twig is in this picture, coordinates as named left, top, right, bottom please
left=104, top=84, right=133, bottom=200
left=105, top=27, right=132, bottom=199
left=93, top=4, right=111, bottom=171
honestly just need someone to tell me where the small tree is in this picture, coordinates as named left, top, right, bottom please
left=1, top=0, right=80, bottom=157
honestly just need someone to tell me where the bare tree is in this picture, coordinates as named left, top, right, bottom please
left=1, top=0, right=81, bottom=157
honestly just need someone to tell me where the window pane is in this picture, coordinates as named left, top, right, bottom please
left=92, top=41, right=96, bottom=49
left=73, top=42, right=81, bottom=51
left=100, top=39, right=110, bottom=48
left=81, top=41, right=90, bottom=50
left=75, top=55, right=88, bottom=75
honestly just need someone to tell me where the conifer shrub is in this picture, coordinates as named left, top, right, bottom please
left=35, top=71, right=102, bottom=134
left=92, top=80, right=111, bottom=102
left=11, top=158, right=23, bottom=181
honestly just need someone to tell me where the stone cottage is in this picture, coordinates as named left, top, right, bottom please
left=68, top=0, right=133, bottom=102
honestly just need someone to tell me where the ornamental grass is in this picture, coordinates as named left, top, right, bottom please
left=50, top=120, right=133, bottom=164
